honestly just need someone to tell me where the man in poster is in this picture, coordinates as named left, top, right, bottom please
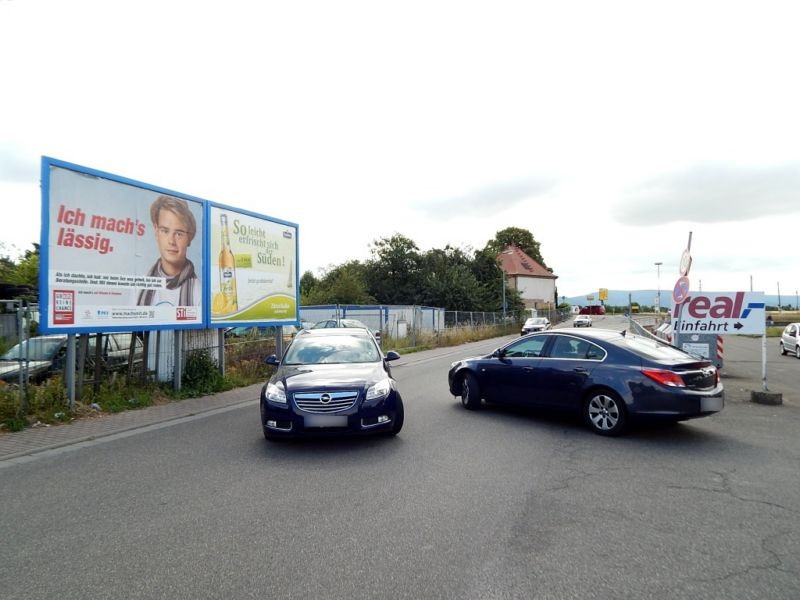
left=137, top=195, right=201, bottom=306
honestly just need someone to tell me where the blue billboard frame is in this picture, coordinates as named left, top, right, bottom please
left=205, top=201, right=300, bottom=329
left=40, top=156, right=210, bottom=334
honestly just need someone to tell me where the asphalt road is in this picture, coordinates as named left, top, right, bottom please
left=0, top=326, right=798, bottom=599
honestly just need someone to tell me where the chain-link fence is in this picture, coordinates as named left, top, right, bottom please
left=1, top=303, right=573, bottom=400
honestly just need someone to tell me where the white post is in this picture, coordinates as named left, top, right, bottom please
left=762, top=332, right=768, bottom=392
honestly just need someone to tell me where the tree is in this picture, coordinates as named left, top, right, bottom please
left=419, top=246, right=488, bottom=310
left=484, top=227, right=547, bottom=269
left=9, top=245, right=39, bottom=287
left=299, top=270, right=318, bottom=305
left=364, top=234, right=424, bottom=304
left=471, top=247, right=526, bottom=313
left=303, top=261, right=375, bottom=305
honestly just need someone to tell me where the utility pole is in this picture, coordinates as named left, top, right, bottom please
left=654, top=261, right=662, bottom=316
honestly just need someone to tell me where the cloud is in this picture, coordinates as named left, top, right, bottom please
left=615, top=163, right=800, bottom=225
left=415, top=177, right=559, bottom=218
left=0, top=144, right=39, bottom=183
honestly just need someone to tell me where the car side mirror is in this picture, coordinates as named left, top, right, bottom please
left=264, top=354, right=280, bottom=366
left=494, top=348, right=506, bottom=359
left=384, top=351, right=401, bottom=361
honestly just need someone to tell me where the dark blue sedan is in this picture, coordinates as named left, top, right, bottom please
left=447, top=328, right=724, bottom=436
left=261, top=328, right=403, bottom=439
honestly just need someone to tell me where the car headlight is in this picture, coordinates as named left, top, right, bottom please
left=266, top=381, right=287, bottom=404
left=366, top=379, right=391, bottom=401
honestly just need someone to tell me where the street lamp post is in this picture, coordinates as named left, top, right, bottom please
left=654, top=261, right=662, bottom=316
left=497, top=250, right=512, bottom=321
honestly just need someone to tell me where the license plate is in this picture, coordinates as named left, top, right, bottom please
left=304, top=415, right=348, bottom=428
left=701, top=395, right=724, bottom=412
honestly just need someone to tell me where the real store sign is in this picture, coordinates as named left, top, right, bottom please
left=672, top=291, right=765, bottom=335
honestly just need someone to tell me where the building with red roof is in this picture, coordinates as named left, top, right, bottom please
left=497, top=245, right=558, bottom=309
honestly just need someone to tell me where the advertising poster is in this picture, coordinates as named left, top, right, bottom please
left=208, top=205, right=299, bottom=325
left=41, top=158, right=205, bottom=332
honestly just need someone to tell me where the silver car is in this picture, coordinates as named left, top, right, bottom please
left=779, top=323, right=800, bottom=358
left=520, top=317, right=551, bottom=335
left=0, top=333, right=143, bottom=383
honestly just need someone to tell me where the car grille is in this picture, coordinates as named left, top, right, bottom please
left=293, top=390, right=359, bottom=414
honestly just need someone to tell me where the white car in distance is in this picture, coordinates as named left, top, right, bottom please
left=573, top=315, right=593, bottom=328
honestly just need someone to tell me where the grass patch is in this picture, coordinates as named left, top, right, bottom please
left=78, top=373, right=160, bottom=413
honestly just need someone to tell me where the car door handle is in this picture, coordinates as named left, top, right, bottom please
left=523, top=367, right=535, bottom=373
left=573, top=367, right=589, bottom=373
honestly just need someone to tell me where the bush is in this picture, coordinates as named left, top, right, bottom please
left=0, top=384, right=21, bottom=429
left=182, top=350, right=226, bottom=395
left=30, top=375, right=69, bottom=417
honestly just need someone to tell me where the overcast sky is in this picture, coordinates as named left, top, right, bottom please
left=1, top=0, right=798, bottom=299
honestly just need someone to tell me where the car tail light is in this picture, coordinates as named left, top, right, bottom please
left=642, top=368, right=686, bottom=388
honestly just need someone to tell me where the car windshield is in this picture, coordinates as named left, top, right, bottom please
left=283, top=335, right=381, bottom=365
left=529, top=318, right=547, bottom=325
left=1, top=338, right=64, bottom=361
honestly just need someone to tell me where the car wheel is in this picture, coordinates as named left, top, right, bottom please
left=780, top=342, right=787, bottom=355
left=460, top=372, right=482, bottom=410
left=584, top=390, right=627, bottom=436
left=388, top=397, right=404, bottom=436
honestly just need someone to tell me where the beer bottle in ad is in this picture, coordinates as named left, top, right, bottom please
left=219, top=214, right=238, bottom=312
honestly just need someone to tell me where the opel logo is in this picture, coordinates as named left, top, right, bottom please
left=320, top=393, right=332, bottom=404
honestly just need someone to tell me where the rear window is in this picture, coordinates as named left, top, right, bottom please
left=1, top=338, right=64, bottom=361
left=341, top=319, right=367, bottom=329
left=616, top=335, right=694, bottom=361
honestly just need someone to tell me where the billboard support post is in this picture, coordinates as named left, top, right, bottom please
left=218, top=329, right=226, bottom=376
left=65, top=334, right=76, bottom=409
left=173, top=330, right=182, bottom=392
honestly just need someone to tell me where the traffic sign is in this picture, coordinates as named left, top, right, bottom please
left=679, top=249, right=692, bottom=276
left=673, top=276, right=690, bottom=304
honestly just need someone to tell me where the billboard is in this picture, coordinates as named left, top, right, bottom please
left=672, top=291, right=765, bottom=335
left=41, top=158, right=209, bottom=332
left=208, top=204, right=298, bottom=326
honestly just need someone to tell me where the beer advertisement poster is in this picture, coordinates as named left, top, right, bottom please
left=40, top=158, right=205, bottom=332
left=208, top=204, right=299, bottom=325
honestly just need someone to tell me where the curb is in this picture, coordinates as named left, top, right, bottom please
left=751, top=390, right=783, bottom=406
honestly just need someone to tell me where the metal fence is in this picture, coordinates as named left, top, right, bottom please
left=300, top=304, right=570, bottom=335
left=1, top=303, right=571, bottom=398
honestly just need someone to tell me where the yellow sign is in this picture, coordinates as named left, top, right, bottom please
left=599, top=288, right=608, bottom=301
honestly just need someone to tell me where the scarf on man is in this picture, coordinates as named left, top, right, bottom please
left=137, top=259, right=197, bottom=306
